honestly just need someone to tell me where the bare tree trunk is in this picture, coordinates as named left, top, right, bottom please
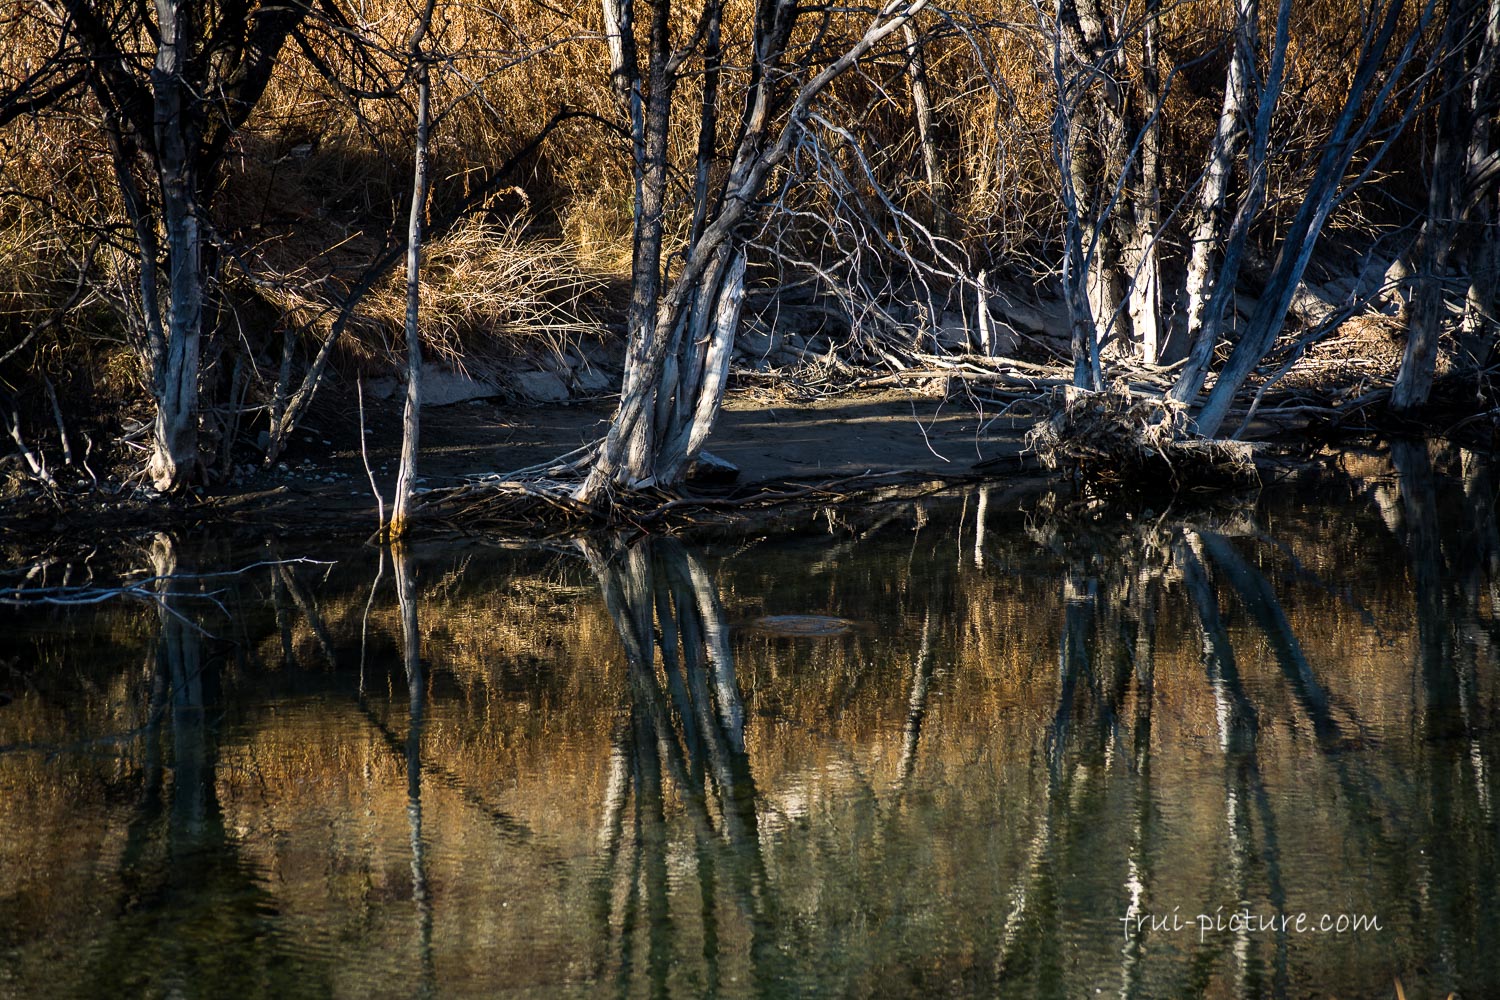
left=1393, top=0, right=1479, bottom=410
left=1122, top=0, right=1163, bottom=363
left=1194, top=0, right=1431, bottom=437
left=100, top=128, right=168, bottom=385
left=1465, top=214, right=1500, bottom=357
left=1049, top=6, right=1103, bottom=389
left=1391, top=173, right=1458, bottom=412
left=147, top=0, right=204, bottom=492
left=389, top=2, right=437, bottom=540
left=1172, top=0, right=1287, bottom=404
left=903, top=21, right=950, bottom=239
left=1176, top=0, right=1255, bottom=379
left=1458, top=0, right=1500, bottom=364
left=687, top=0, right=725, bottom=249
left=594, top=0, right=677, bottom=490
left=656, top=250, right=746, bottom=482
left=1057, top=0, right=1133, bottom=355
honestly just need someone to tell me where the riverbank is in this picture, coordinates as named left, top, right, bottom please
left=0, top=350, right=1487, bottom=552
left=0, top=385, right=1044, bottom=544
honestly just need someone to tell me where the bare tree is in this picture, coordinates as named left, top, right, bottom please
left=1392, top=0, right=1500, bottom=410
left=1049, top=0, right=1124, bottom=387
left=1039, top=0, right=1442, bottom=438
left=1048, top=0, right=1164, bottom=380
left=574, top=0, right=932, bottom=503
left=1126, top=0, right=1164, bottom=364
left=44, top=0, right=311, bottom=490
left=903, top=20, right=951, bottom=239
left=1189, top=0, right=1438, bottom=437
left=389, top=0, right=439, bottom=540
left=1169, top=0, right=1286, bottom=404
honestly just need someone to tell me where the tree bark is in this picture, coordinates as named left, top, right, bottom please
left=390, top=0, right=438, bottom=539
left=903, top=21, right=950, bottom=239
left=147, top=0, right=205, bottom=492
left=1393, top=0, right=1480, bottom=411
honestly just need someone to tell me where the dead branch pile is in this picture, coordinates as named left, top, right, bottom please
left=416, top=471, right=968, bottom=535
left=1026, top=386, right=1258, bottom=491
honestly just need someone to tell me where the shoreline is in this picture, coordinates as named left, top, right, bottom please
left=0, top=377, right=1464, bottom=550
left=1, top=387, right=1037, bottom=542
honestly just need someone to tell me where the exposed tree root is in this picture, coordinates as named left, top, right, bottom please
left=1026, top=386, right=1260, bottom=492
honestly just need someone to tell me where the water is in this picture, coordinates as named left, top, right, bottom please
left=3, top=441, right=1499, bottom=998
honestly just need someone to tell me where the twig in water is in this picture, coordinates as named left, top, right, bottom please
left=357, top=378, right=386, bottom=533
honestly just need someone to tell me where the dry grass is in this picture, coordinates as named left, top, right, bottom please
left=0, top=200, right=63, bottom=333
left=0, top=0, right=1451, bottom=449
left=357, top=216, right=608, bottom=372
left=2, top=0, right=1432, bottom=305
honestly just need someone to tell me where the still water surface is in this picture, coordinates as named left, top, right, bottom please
left=3, top=442, right=1499, bottom=998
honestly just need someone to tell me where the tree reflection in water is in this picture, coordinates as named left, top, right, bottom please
left=583, top=536, right=777, bottom=997
left=576, top=464, right=1500, bottom=997
left=82, top=534, right=316, bottom=998
left=393, top=542, right=436, bottom=998
left=1390, top=441, right=1500, bottom=988
left=1178, top=531, right=1289, bottom=997
left=5, top=450, right=1500, bottom=997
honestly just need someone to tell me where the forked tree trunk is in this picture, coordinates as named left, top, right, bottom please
left=1194, top=0, right=1430, bottom=437
left=576, top=0, right=929, bottom=503
left=19, top=3, right=288, bottom=490
left=655, top=250, right=747, bottom=483
left=59, top=0, right=306, bottom=491
left=582, top=250, right=746, bottom=494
